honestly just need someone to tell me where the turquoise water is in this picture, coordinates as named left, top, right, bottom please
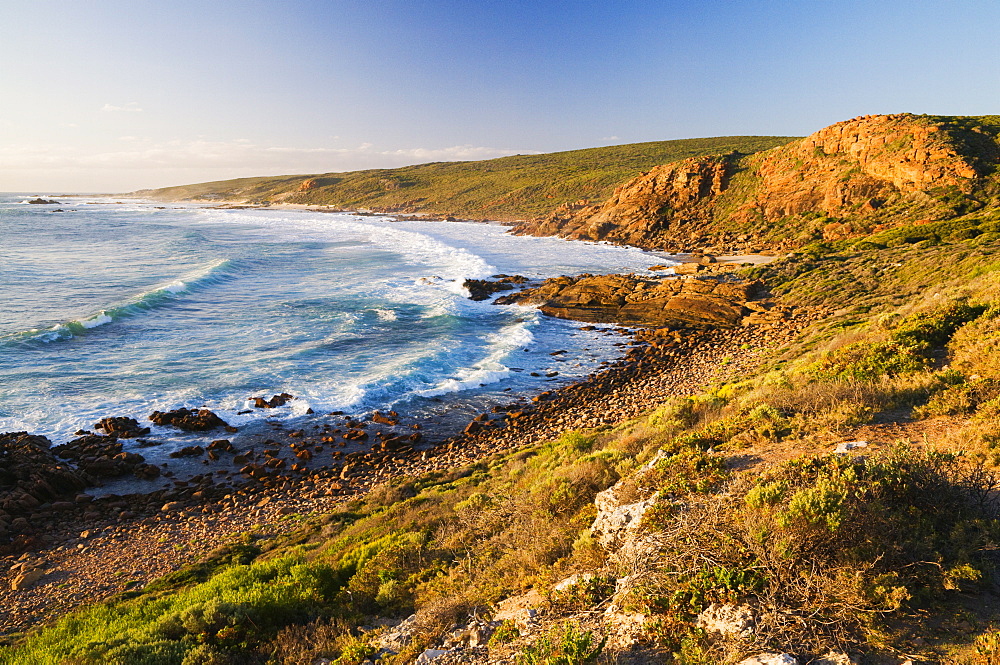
left=0, top=195, right=669, bottom=448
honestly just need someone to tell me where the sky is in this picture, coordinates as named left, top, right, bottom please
left=1, top=0, right=998, bottom=192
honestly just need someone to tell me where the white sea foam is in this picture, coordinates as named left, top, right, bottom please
left=0, top=201, right=652, bottom=445
left=80, top=312, right=113, bottom=329
left=414, top=316, right=536, bottom=398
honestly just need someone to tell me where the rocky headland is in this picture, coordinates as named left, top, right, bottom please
left=514, top=113, right=1000, bottom=253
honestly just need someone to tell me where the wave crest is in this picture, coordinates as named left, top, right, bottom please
left=2, top=259, right=237, bottom=345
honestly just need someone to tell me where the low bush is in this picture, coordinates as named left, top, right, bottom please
left=627, top=446, right=1000, bottom=654
left=517, top=622, right=606, bottom=665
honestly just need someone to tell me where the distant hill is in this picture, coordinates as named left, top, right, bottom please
left=135, top=136, right=798, bottom=221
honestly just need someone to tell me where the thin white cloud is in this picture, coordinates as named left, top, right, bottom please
left=601, top=135, right=620, bottom=141
left=101, top=102, right=144, bottom=113
left=0, top=139, right=537, bottom=175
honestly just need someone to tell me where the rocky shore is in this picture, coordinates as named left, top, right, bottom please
left=0, top=288, right=822, bottom=636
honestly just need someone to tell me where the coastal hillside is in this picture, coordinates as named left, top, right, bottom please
left=10, top=114, right=1000, bottom=665
left=515, top=114, right=1000, bottom=252
left=135, top=137, right=796, bottom=221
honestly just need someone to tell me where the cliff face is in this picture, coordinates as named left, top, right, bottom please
left=514, top=114, right=1000, bottom=251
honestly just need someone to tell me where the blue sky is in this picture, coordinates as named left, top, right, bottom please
left=1, top=0, right=998, bottom=191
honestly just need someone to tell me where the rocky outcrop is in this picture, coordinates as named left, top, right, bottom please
left=496, top=273, right=766, bottom=328
left=94, top=417, right=150, bottom=438
left=514, top=114, right=1000, bottom=251
left=0, top=433, right=94, bottom=549
left=149, top=408, right=234, bottom=432
left=591, top=480, right=656, bottom=548
left=463, top=275, right=528, bottom=301
left=52, top=434, right=154, bottom=479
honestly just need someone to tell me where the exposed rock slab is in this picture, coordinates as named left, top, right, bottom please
left=496, top=273, right=765, bottom=328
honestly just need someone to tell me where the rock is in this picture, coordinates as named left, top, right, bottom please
left=494, top=588, right=544, bottom=631
left=27, top=198, right=60, bottom=204
left=134, top=463, right=161, bottom=480
left=553, top=573, right=595, bottom=593
left=442, top=619, right=495, bottom=648
left=463, top=275, right=528, bottom=301
left=149, top=408, right=232, bottom=432
left=161, top=501, right=184, bottom=512
left=496, top=273, right=763, bottom=328
left=169, top=446, right=204, bottom=458
left=11, top=568, right=45, bottom=590
left=814, top=653, right=859, bottom=665
left=378, top=614, right=418, bottom=653
left=591, top=483, right=655, bottom=549
left=834, top=440, right=868, bottom=454
left=513, top=114, right=991, bottom=252
left=674, top=263, right=705, bottom=275
left=696, top=603, right=755, bottom=637
left=94, top=416, right=150, bottom=438
left=371, top=411, right=398, bottom=426
left=415, top=650, right=451, bottom=665
left=602, top=608, right=648, bottom=650
left=737, top=655, right=798, bottom=665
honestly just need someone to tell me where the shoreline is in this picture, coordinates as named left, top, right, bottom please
left=0, top=303, right=821, bottom=637
left=0, top=199, right=788, bottom=637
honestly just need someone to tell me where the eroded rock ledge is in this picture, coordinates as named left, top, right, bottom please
left=495, top=273, right=772, bottom=328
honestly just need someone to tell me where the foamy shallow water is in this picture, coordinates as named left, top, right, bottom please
left=0, top=195, right=673, bottom=450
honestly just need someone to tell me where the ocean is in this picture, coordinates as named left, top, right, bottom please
left=0, top=195, right=670, bottom=455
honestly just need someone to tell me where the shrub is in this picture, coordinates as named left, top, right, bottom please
left=488, top=619, right=521, bottom=646
left=628, top=446, right=1000, bottom=654
left=811, top=301, right=986, bottom=382
left=549, top=575, right=617, bottom=611
left=950, top=308, right=1000, bottom=379
left=518, top=622, right=606, bottom=665
left=811, top=340, right=926, bottom=381
left=915, top=379, right=1000, bottom=417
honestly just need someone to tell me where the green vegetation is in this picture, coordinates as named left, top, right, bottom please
left=12, top=116, right=1000, bottom=662
left=138, top=136, right=796, bottom=220
left=518, top=623, right=606, bottom=664
left=9, top=271, right=1000, bottom=662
